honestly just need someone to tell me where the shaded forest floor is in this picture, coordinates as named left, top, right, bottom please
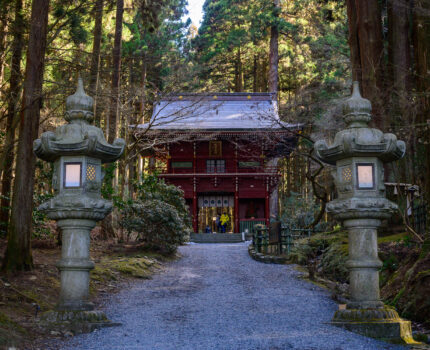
left=287, top=229, right=430, bottom=344
left=0, top=232, right=174, bottom=349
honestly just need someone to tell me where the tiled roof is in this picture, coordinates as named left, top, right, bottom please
left=136, top=93, right=296, bottom=130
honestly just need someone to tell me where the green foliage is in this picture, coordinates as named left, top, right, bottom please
left=281, top=192, right=315, bottom=229
left=32, top=161, right=54, bottom=239
left=119, top=174, right=191, bottom=254
left=32, top=192, right=53, bottom=239
left=288, top=230, right=349, bottom=282
left=280, top=192, right=331, bottom=231
left=320, top=243, right=349, bottom=282
left=382, top=254, right=399, bottom=272
left=52, top=2, right=89, bottom=45
left=123, top=0, right=190, bottom=92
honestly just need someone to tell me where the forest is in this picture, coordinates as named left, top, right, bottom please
left=0, top=0, right=429, bottom=343
left=0, top=0, right=429, bottom=263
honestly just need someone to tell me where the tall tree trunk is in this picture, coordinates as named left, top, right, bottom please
left=0, top=0, right=24, bottom=236
left=346, top=0, right=361, bottom=82
left=388, top=0, right=411, bottom=98
left=128, top=56, right=147, bottom=197
left=90, top=0, right=103, bottom=127
left=387, top=0, right=412, bottom=183
left=108, top=0, right=123, bottom=144
left=0, top=0, right=10, bottom=93
left=268, top=0, right=280, bottom=96
left=253, top=54, right=258, bottom=92
left=346, top=0, right=385, bottom=128
left=102, top=0, right=123, bottom=240
left=413, top=0, right=430, bottom=238
left=2, top=0, right=50, bottom=272
left=139, top=55, right=147, bottom=117
left=260, top=57, right=268, bottom=92
left=234, top=48, right=243, bottom=92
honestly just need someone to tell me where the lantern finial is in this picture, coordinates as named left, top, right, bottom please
left=65, top=77, right=94, bottom=123
left=342, top=81, right=372, bottom=127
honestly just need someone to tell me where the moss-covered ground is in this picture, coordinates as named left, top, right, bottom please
left=0, top=237, right=171, bottom=348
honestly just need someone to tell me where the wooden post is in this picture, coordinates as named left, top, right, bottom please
left=138, top=155, right=143, bottom=183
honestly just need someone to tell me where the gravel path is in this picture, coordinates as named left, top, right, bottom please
left=55, top=243, right=404, bottom=350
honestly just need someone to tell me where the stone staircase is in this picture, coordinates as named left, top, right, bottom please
left=190, top=233, right=244, bottom=243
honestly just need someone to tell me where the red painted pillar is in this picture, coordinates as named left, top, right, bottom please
left=265, top=178, right=270, bottom=228
left=192, top=142, right=198, bottom=233
left=234, top=176, right=239, bottom=233
left=193, top=176, right=198, bottom=233
left=234, top=142, right=239, bottom=233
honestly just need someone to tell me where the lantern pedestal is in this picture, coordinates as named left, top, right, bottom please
left=331, top=307, right=416, bottom=344
left=41, top=310, right=118, bottom=334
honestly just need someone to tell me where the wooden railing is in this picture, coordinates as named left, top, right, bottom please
left=239, top=219, right=266, bottom=235
left=156, top=166, right=280, bottom=176
left=252, top=225, right=318, bottom=255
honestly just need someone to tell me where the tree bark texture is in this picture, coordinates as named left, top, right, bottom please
left=90, top=0, right=103, bottom=127
left=413, top=0, right=430, bottom=228
left=2, top=0, right=50, bottom=272
left=108, top=0, right=123, bottom=144
left=346, top=0, right=385, bottom=128
left=346, top=0, right=361, bottom=82
left=253, top=54, right=258, bottom=92
left=234, top=48, right=243, bottom=92
left=268, top=0, right=280, bottom=96
left=139, top=56, right=147, bottom=117
left=101, top=0, right=123, bottom=239
left=388, top=0, right=411, bottom=98
left=0, top=0, right=10, bottom=91
left=0, top=0, right=24, bottom=235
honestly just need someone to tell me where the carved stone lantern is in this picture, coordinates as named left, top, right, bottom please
left=315, top=82, right=415, bottom=343
left=34, top=78, right=125, bottom=322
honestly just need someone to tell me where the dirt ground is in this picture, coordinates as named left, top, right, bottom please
left=0, top=232, right=171, bottom=350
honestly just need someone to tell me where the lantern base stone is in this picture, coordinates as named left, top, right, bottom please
left=56, top=300, right=95, bottom=312
left=331, top=307, right=418, bottom=344
left=41, top=310, right=120, bottom=334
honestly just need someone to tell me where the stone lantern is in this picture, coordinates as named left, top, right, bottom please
left=34, top=78, right=125, bottom=323
left=315, top=82, right=414, bottom=343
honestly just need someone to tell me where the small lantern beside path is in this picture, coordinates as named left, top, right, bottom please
left=34, top=78, right=125, bottom=329
left=315, top=82, right=416, bottom=344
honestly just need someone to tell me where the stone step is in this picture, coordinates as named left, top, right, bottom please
left=190, top=233, right=244, bottom=243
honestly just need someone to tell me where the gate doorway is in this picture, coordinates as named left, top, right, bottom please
left=197, top=195, right=234, bottom=233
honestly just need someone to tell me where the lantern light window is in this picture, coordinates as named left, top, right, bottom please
left=356, top=163, right=374, bottom=189
left=64, top=162, right=82, bottom=188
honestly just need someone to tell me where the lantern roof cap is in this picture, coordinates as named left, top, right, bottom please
left=33, top=78, right=125, bottom=162
left=342, top=81, right=372, bottom=127
left=314, top=82, right=405, bottom=165
left=65, top=77, right=94, bottom=123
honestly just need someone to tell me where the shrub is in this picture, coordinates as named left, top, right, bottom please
left=119, top=174, right=191, bottom=254
left=280, top=191, right=333, bottom=231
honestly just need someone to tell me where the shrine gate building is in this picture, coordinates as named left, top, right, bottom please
left=134, top=93, right=298, bottom=233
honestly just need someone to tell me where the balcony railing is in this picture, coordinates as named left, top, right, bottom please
left=155, top=165, right=280, bottom=176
